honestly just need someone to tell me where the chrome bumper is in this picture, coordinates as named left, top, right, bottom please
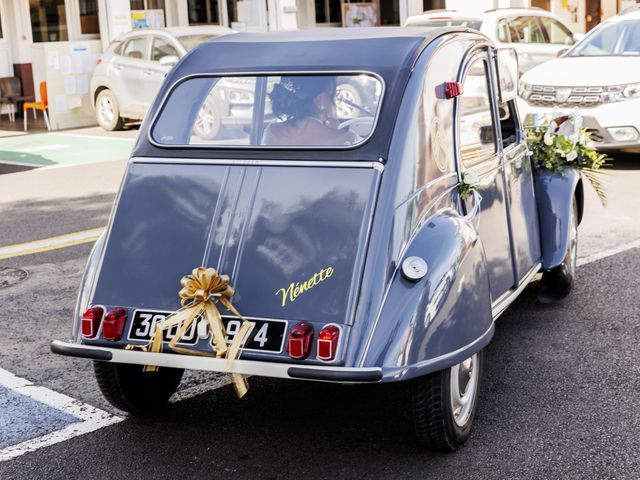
left=51, top=340, right=382, bottom=383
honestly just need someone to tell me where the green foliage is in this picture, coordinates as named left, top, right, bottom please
left=526, top=126, right=612, bottom=206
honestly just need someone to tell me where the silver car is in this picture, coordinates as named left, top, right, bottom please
left=90, top=26, right=234, bottom=132
left=405, top=8, right=580, bottom=74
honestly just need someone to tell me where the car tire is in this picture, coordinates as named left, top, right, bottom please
left=95, top=89, right=124, bottom=131
left=409, top=351, right=483, bottom=452
left=93, top=361, right=183, bottom=414
left=193, top=100, right=221, bottom=140
left=538, top=198, right=578, bottom=303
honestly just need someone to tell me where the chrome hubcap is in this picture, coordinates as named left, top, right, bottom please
left=450, top=353, right=479, bottom=427
left=98, top=96, right=114, bottom=124
left=569, top=207, right=578, bottom=274
left=195, top=103, right=215, bottom=135
left=336, top=86, right=358, bottom=119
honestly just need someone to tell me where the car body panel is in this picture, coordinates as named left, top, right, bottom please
left=533, top=167, right=581, bottom=270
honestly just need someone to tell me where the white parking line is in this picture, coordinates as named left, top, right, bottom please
left=0, top=368, right=123, bottom=462
left=577, top=238, right=640, bottom=267
left=14, top=144, right=72, bottom=153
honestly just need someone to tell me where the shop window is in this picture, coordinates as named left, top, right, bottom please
left=79, top=0, right=99, bottom=34
left=30, top=0, right=68, bottom=42
left=188, top=0, right=220, bottom=24
left=315, top=0, right=341, bottom=24
left=131, top=0, right=165, bottom=9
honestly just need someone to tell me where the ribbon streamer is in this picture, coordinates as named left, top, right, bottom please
left=126, top=267, right=254, bottom=398
left=464, top=189, right=483, bottom=226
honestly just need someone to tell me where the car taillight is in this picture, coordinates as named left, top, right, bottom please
left=287, top=322, right=313, bottom=359
left=81, top=306, right=104, bottom=339
left=445, top=81, right=463, bottom=99
left=317, top=325, right=340, bottom=361
left=96, top=57, right=102, bottom=65
left=102, top=307, right=127, bottom=341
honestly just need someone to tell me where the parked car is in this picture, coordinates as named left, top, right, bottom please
left=405, top=8, right=579, bottom=73
left=90, top=26, right=234, bottom=133
left=518, top=10, right=640, bottom=152
left=53, top=27, right=583, bottom=451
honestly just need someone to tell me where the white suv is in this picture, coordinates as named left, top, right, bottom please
left=518, top=11, right=640, bottom=152
left=405, top=8, right=578, bottom=74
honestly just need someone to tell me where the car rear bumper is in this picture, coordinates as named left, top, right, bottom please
left=51, top=340, right=383, bottom=383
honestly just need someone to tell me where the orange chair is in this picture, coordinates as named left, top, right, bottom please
left=23, top=81, right=50, bottom=131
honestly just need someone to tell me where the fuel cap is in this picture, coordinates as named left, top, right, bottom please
left=401, top=256, right=428, bottom=282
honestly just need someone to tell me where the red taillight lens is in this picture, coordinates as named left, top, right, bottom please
left=287, top=322, right=313, bottom=359
left=96, top=57, right=102, bottom=65
left=445, top=81, right=463, bottom=99
left=102, top=307, right=127, bottom=341
left=81, top=306, right=104, bottom=339
left=317, top=325, right=340, bottom=361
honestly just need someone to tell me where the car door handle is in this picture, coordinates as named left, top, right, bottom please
left=113, top=64, right=123, bottom=70
left=143, top=69, right=153, bottom=76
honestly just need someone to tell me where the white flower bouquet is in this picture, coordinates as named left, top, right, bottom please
left=527, top=112, right=611, bottom=205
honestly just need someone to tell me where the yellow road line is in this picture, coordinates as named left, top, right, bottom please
left=0, top=227, right=105, bottom=260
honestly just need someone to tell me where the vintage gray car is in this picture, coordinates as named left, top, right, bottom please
left=52, top=27, right=583, bottom=451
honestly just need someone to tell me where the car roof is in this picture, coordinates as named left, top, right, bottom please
left=175, top=27, right=455, bottom=75
left=606, top=10, right=640, bottom=22
left=134, top=26, right=472, bottom=162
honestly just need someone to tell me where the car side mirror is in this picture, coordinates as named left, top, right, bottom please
left=159, top=55, right=179, bottom=67
left=557, top=48, right=569, bottom=57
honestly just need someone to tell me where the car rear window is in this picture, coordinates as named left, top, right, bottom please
left=151, top=74, right=384, bottom=148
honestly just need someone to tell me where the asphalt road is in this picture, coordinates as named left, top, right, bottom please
left=0, top=152, right=639, bottom=479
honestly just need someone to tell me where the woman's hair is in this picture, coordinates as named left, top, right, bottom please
left=270, top=76, right=336, bottom=120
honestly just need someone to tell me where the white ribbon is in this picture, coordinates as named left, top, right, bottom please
left=464, top=189, right=483, bottom=226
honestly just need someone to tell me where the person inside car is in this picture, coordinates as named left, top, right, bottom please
left=263, top=76, right=358, bottom=146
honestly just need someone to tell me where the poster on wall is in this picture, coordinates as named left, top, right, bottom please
left=131, top=10, right=166, bottom=29
left=342, top=3, right=377, bottom=28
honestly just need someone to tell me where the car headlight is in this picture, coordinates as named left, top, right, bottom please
left=603, top=82, right=640, bottom=103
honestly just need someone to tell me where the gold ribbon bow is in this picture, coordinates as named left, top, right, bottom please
left=127, top=267, right=254, bottom=398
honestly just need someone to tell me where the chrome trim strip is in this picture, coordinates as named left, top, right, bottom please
left=130, top=156, right=385, bottom=171
left=491, top=262, right=541, bottom=320
left=50, top=340, right=381, bottom=382
left=145, top=70, right=386, bottom=151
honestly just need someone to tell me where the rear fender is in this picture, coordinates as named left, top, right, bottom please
left=361, top=211, right=493, bottom=382
left=533, top=168, right=582, bottom=270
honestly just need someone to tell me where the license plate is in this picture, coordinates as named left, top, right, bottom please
left=127, top=309, right=287, bottom=353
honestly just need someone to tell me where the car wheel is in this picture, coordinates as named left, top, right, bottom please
left=410, top=351, right=483, bottom=452
left=538, top=197, right=578, bottom=303
left=93, top=361, right=183, bottom=414
left=95, top=89, right=124, bottom=131
left=193, top=101, right=221, bottom=140
left=336, top=82, right=362, bottom=119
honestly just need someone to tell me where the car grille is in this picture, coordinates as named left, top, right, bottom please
left=525, top=85, right=603, bottom=108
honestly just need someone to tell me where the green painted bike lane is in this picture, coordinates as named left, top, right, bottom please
left=0, top=133, right=135, bottom=168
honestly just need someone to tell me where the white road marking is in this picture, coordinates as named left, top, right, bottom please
left=0, top=368, right=123, bottom=462
left=577, top=238, right=640, bottom=267
left=56, top=133, right=136, bottom=142
left=14, top=144, right=72, bottom=153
